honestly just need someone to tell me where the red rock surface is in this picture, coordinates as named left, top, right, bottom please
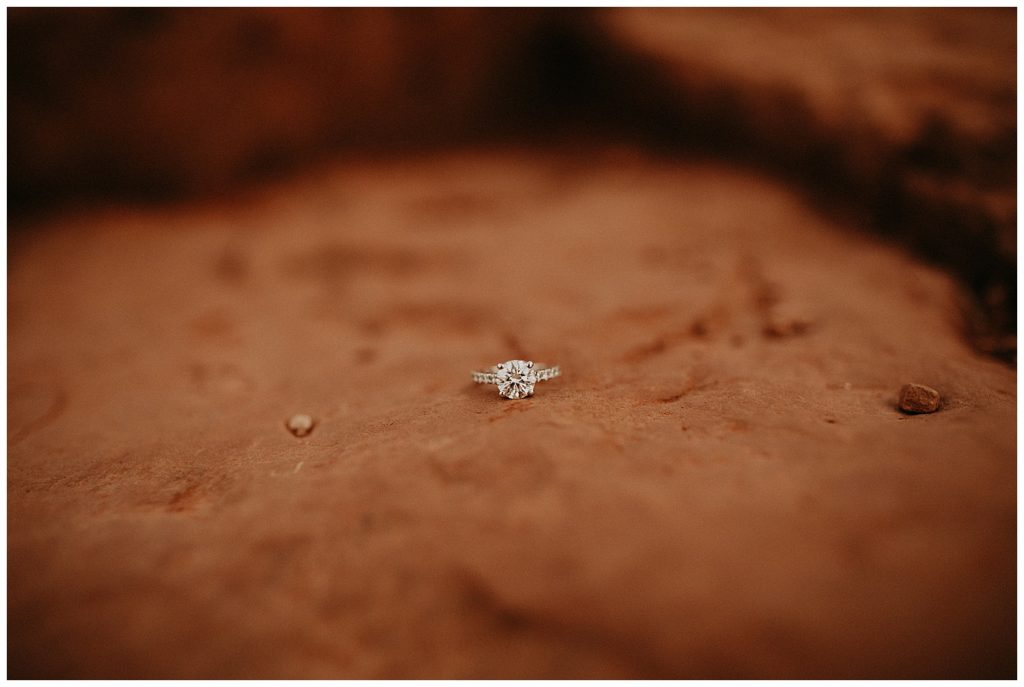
left=9, top=9, right=1015, bottom=352
left=9, top=151, right=1015, bottom=678
left=596, top=8, right=1016, bottom=356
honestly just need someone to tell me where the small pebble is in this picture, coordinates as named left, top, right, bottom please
left=286, top=414, right=315, bottom=437
left=898, top=384, right=941, bottom=414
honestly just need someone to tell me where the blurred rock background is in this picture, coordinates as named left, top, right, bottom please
left=8, top=8, right=1016, bottom=359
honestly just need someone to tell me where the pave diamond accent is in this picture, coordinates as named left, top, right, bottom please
left=496, top=360, right=536, bottom=399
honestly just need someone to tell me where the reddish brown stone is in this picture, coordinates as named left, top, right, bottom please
left=898, top=383, right=942, bottom=414
left=7, top=153, right=1014, bottom=678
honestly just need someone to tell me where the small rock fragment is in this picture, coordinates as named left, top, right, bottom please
left=897, top=384, right=942, bottom=414
left=286, top=414, right=315, bottom=437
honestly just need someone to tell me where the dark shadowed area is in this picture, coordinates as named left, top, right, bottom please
left=7, top=8, right=1016, bottom=678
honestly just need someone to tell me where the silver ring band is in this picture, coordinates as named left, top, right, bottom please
left=471, top=365, right=560, bottom=384
left=471, top=359, right=560, bottom=399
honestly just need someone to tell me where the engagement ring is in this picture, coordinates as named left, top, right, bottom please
left=471, top=360, right=561, bottom=399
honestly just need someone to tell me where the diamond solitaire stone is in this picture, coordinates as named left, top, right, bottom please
left=496, top=360, right=536, bottom=399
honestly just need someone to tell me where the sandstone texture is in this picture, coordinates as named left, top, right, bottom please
left=597, top=8, right=1016, bottom=356
left=8, top=152, right=1015, bottom=678
left=9, top=9, right=1015, bottom=351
